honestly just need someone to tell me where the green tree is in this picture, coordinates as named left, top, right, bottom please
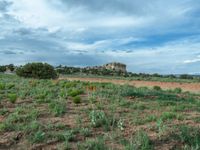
left=16, top=62, right=58, bottom=79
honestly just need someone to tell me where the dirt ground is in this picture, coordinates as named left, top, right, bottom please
left=60, top=77, right=200, bottom=93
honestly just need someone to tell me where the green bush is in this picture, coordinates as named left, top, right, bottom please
left=64, top=82, right=77, bottom=88
left=153, top=86, right=162, bottom=91
left=174, top=88, right=182, bottom=93
left=180, top=74, right=193, bottom=79
left=72, top=96, right=81, bottom=104
left=16, top=62, right=58, bottom=79
left=68, top=89, right=83, bottom=97
left=7, top=64, right=15, bottom=71
left=0, top=83, right=5, bottom=90
left=7, top=93, right=17, bottom=103
left=0, top=66, right=6, bottom=72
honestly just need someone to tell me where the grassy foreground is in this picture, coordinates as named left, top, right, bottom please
left=0, top=74, right=200, bottom=149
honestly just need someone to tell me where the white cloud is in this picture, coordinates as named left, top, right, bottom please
left=183, top=55, right=200, bottom=64
left=6, top=0, right=195, bottom=33
left=0, top=0, right=200, bottom=74
left=184, top=59, right=200, bottom=64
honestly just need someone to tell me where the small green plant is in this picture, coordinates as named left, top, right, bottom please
left=89, top=110, right=107, bottom=128
left=146, top=115, right=157, bottom=122
left=80, top=128, right=91, bottom=137
left=7, top=83, right=15, bottom=89
left=7, top=93, right=17, bottom=103
left=117, top=119, right=125, bottom=131
left=125, top=130, right=153, bottom=150
left=131, top=103, right=147, bottom=110
left=57, top=141, right=71, bottom=150
left=55, top=130, right=75, bottom=142
left=77, top=137, right=108, bottom=150
left=49, top=100, right=66, bottom=116
left=24, top=120, right=41, bottom=133
left=60, top=90, right=68, bottom=98
left=0, top=108, right=8, bottom=115
left=160, top=112, right=182, bottom=121
left=156, top=119, right=166, bottom=139
left=73, top=96, right=81, bottom=104
left=29, top=130, right=46, bottom=143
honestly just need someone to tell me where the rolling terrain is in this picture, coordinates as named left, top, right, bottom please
left=0, top=74, right=200, bottom=149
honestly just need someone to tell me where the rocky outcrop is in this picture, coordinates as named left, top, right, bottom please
left=103, top=62, right=127, bottom=72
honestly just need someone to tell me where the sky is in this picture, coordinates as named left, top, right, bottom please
left=0, top=0, right=200, bottom=74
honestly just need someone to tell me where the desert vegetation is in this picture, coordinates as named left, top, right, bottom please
left=56, top=65, right=199, bottom=82
left=0, top=73, right=200, bottom=149
left=1, top=63, right=200, bottom=83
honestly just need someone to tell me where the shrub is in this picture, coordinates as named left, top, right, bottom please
left=180, top=74, right=193, bottom=79
left=68, top=89, right=83, bottom=97
left=174, top=88, right=182, bottom=93
left=0, top=66, right=6, bottom=72
left=0, top=83, right=5, bottom=90
left=7, top=64, right=15, bottom=71
left=64, top=82, right=77, bottom=88
left=153, top=86, right=162, bottom=91
left=72, top=96, right=81, bottom=104
left=7, top=93, right=17, bottom=103
left=16, top=62, right=58, bottom=79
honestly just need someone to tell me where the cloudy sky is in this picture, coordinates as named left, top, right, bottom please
left=0, top=0, right=200, bottom=74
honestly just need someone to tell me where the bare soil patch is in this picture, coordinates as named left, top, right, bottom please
left=60, top=77, right=200, bottom=93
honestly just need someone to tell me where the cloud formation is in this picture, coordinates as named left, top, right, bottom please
left=0, top=0, right=200, bottom=74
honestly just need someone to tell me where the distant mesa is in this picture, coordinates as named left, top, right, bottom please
left=85, top=62, right=127, bottom=73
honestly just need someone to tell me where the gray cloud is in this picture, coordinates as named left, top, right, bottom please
left=0, top=0, right=12, bottom=12
left=0, top=0, right=200, bottom=74
left=0, top=50, right=16, bottom=55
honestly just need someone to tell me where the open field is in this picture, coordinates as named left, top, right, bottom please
left=61, top=74, right=200, bottom=83
left=61, top=77, right=200, bottom=93
left=1, top=74, right=200, bottom=149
